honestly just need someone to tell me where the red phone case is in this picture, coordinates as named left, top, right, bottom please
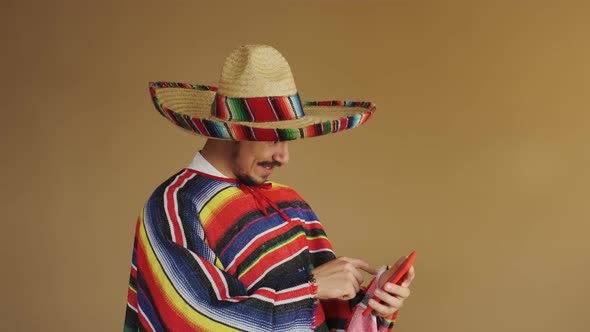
left=362, top=251, right=417, bottom=316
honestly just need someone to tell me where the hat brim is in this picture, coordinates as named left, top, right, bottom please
left=149, top=82, right=376, bottom=141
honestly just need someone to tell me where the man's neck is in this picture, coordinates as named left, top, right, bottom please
left=199, top=139, right=237, bottom=179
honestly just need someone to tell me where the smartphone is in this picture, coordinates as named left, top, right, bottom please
left=362, top=250, right=417, bottom=316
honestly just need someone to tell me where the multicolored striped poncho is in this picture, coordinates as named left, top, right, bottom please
left=125, top=169, right=394, bottom=331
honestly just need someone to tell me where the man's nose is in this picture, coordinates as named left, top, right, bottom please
left=272, top=142, right=289, bottom=165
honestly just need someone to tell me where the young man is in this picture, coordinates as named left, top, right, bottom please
left=125, top=45, right=415, bottom=331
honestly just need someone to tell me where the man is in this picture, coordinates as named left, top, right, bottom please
left=125, top=45, right=415, bottom=331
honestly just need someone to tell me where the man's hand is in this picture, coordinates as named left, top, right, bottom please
left=370, top=256, right=416, bottom=318
left=312, top=257, right=377, bottom=300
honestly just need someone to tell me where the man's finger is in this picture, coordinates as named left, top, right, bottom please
left=368, top=298, right=397, bottom=317
left=343, top=257, right=377, bottom=275
left=400, top=266, right=415, bottom=288
left=383, top=283, right=410, bottom=299
left=349, top=265, right=365, bottom=285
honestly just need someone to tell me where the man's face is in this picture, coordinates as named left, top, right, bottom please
left=230, top=141, right=289, bottom=186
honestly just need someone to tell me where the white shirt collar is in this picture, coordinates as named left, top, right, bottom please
left=186, top=151, right=229, bottom=178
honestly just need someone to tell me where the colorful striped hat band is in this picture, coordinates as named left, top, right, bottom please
left=213, top=93, right=304, bottom=122
left=149, top=44, right=377, bottom=141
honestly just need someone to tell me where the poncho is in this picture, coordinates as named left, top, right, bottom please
left=124, top=169, right=394, bottom=331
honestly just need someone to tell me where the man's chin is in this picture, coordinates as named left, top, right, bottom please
left=237, top=174, right=267, bottom=186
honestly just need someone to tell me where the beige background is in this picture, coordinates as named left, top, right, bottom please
left=2, top=0, right=589, bottom=331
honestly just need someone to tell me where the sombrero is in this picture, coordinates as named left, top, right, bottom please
left=149, top=44, right=376, bottom=141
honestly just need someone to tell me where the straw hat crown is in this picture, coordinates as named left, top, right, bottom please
left=218, top=45, right=297, bottom=98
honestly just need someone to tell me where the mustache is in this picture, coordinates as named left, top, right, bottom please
left=258, top=161, right=282, bottom=168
